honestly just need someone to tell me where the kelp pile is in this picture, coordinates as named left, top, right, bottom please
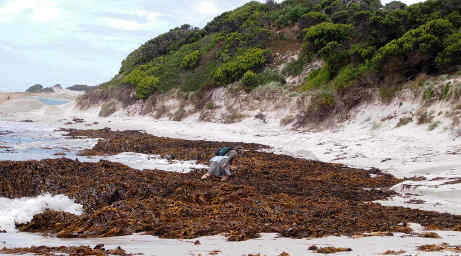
left=2, top=128, right=461, bottom=240
left=417, top=243, right=461, bottom=253
left=308, top=245, right=352, bottom=254
left=0, top=245, right=133, bottom=256
left=59, top=128, right=267, bottom=164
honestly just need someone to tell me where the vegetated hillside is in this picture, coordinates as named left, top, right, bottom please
left=94, top=0, right=461, bottom=117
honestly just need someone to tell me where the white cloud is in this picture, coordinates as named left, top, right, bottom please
left=31, top=4, right=61, bottom=22
left=101, top=17, right=145, bottom=31
left=0, top=0, right=61, bottom=22
left=0, top=0, right=28, bottom=20
left=135, top=9, right=165, bottom=23
left=100, top=10, right=168, bottom=31
left=195, top=1, right=222, bottom=16
left=101, top=17, right=158, bottom=31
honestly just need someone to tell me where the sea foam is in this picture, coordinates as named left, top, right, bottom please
left=0, top=194, right=83, bottom=232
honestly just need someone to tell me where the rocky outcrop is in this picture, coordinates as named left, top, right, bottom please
left=26, top=84, right=49, bottom=93
left=25, top=84, right=61, bottom=93
left=67, top=84, right=97, bottom=92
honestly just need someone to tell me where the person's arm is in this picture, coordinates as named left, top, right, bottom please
left=226, top=150, right=237, bottom=165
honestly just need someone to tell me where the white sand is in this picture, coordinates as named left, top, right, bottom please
left=1, top=228, right=460, bottom=256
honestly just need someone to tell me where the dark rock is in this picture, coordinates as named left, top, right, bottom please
left=25, top=84, right=44, bottom=93
left=163, top=154, right=175, bottom=160
left=25, top=84, right=59, bottom=93
left=67, top=84, right=98, bottom=92
left=72, top=118, right=85, bottom=123
left=94, top=244, right=105, bottom=250
left=99, top=100, right=119, bottom=117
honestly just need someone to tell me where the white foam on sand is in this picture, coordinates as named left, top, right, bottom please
left=80, top=152, right=208, bottom=172
left=0, top=194, right=83, bottom=232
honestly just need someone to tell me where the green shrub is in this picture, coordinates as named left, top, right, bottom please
left=241, top=69, right=285, bottom=90
left=314, top=0, right=342, bottom=15
left=204, top=1, right=265, bottom=33
left=423, top=87, right=435, bottom=101
left=333, top=64, right=360, bottom=90
left=272, top=4, right=310, bottom=27
left=302, top=65, right=331, bottom=91
left=205, top=102, right=215, bottom=109
left=442, top=83, right=451, bottom=100
left=122, top=69, right=147, bottom=86
left=304, top=22, right=354, bottom=53
left=395, top=117, right=413, bottom=127
left=373, top=19, right=455, bottom=70
left=181, top=50, right=201, bottom=69
left=311, top=90, right=335, bottom=110
left=213, top=48, right=270, bottom=85
left=242, top=70, right=258, bottom=87
left=318, top=41, right=349, bottom=71
left=379, top=86, right=399, bottom=103
left=120, top=24, right=203, bottom=74
left=331, top=10, right=350, bottom=24
left=417, top=111, right=434, bottom=124
left=349, top=44, right=376, bottom=63
left=333, top=63, right=375, bottom=90
left=436, top=30, right=461, bottom=68
left=136, top=76, right=160, bottom=99
left=282, top=59, right=305, bottom=77
left=257, top=70, right=285, bottom=85
left=447, top=11, right=461, bottom=27
left=299, top=11, right=330, bottom=29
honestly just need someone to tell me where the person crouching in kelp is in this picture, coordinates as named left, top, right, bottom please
left=201, top=146, right=242, bottom=181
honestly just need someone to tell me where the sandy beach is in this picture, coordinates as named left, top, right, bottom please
left=2, top=91, right=461, bottom=255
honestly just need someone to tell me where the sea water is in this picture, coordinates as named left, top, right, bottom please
left=0, top=120, right=95, bottom=161
left=35, top=97, right=70, bottom=106
left=0, top=120, right=206, bottom=170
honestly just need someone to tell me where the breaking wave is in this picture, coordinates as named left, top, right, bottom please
left=0, top=194, right=83, bottom=232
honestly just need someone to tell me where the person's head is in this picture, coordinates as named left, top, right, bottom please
left=235, top=146, right=244, bottom=153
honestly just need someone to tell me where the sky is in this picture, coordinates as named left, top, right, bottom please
left=0, top=0, right=424, bottom=92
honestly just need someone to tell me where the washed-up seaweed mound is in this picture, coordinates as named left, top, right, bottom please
left=59, top=128, right=267, bottom=164
left=2, top=128, right=461, bottom=240
left=0, top=245, right=133, bottom=256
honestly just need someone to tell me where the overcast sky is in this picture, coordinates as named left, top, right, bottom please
left=0, top=0, right=423, bottom=92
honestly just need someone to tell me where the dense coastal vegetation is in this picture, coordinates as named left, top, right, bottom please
left=100, top=0, right=461, bottom=108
